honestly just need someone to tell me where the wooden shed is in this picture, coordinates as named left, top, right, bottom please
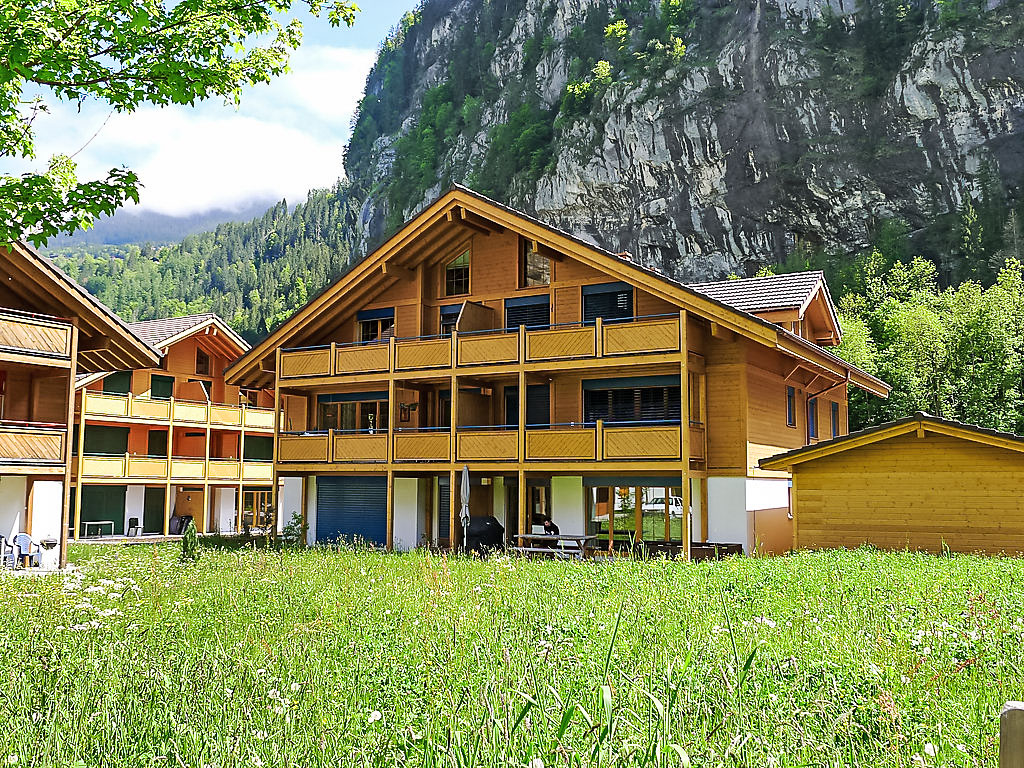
left=760, top=412, right=1024, bottom=556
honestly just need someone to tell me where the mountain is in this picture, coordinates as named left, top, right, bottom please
left=48, top=185, right=359, bottom=341
left=47, top=200, right=279, bottom=246
left=344, top=0, right=1024, bottom=282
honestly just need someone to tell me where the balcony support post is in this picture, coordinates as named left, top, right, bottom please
left=387, top=338, right=396, bottom=464
left=386, top=468, right=394, bottom=552
left=60, top=324, right=79, bottom=563
left=595, top=316, right=603, bottom=358
left=272, top=348, right=282, bottom=535
left=517, top=469, right=526, bottom=541
left=680, top=309, right=691, bottom=561
left=164, top=397, right=174, bottom=536
left=449, top=467, right=458, bottom=553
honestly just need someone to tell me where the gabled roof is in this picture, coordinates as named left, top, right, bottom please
left=128, top=313, right=248, bottom=355
left=225, top=185, right=889, bottom=397
left=688, top=271, right=825, bottom=316
left=0, top=241, right=160, bottom=372
left=759, top=412, right=1024, bottom=470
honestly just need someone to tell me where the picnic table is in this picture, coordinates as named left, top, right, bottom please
left=83, top=520, right=115, bottom=538
left=511, top=533, right=599, bottom=560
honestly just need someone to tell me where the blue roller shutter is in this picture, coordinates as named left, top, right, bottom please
left=505, top=295, right=550, bottom=331
left=315, top=476, right=387, bottom=545
left=438, top=479, right=451, bottom=542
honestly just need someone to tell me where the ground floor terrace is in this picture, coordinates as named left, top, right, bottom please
left=288, top=469, right=794, bottom=556
left=68, top=482, right=277, bottom=540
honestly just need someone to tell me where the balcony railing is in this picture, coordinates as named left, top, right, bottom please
left=277, top=422, right=686, bottom=465
left=279, top=314, right=683, bottom=380
left=77, top=454, right=273, bottom=482
left=81, top=391, right=274, bottom=431
left=0, top=423, right=66, bottom=466
left=0, top=309, right=74, bottom=364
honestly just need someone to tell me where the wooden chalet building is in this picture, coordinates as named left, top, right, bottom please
left=0, top=242, right=159, bottom=566
left=71, top=314, right=276, bottom=539
left=226, top=187, right=890, bottom=554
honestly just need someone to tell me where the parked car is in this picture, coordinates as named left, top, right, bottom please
left=642, top=495, right=686, bottom=518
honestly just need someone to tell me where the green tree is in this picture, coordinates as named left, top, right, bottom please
left=1, top=0, right=358, bottom=246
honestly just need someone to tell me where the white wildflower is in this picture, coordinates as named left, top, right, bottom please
left=527, top=758, right=544, bottom=768
left=368, top=710, right=383, bottom=724
left=924, top=743, right=938, bottom=757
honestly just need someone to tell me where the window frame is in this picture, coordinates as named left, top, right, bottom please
left=807, top=397, right=818, bottom=440
left=786, top=386, right=796, bottom=428
left=831, top=400, right=840, bottom=438
left=444, top=248, right=471, bottom=297
left=519, top=239, right=551, bottom=288
left=195, top=348, right=211, bottom=376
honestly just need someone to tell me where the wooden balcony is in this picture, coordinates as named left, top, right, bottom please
left=395, top=337, right=450, bottom=370
left=525, top=428, right=597, bottom=461
left=333, top=432, right=388, bottom=462
left=603, top=424, right=681, bottom=460
left=76, top=454, right=272, bottom=483
left=456, top=430, right=518, bottom=462
left=80, top=391, right=273, bottom=431
left=394, top=431, right=450, bottom=462
left=0, top=310, right=73, bottom=365
left=458, top=331, right=518, bottom=366
left=335, top=343, right=389, bottom=375
left=278, top=433, right=331, bottom=463
left=278, top=315, right=684, bottom=381
left=602, top=317, right=680, bottom=356
left=243, top=461, right=273, bottom=481
left=525, top=326, right=596, bottom=361
left=0, top=423, right=65, bottom=468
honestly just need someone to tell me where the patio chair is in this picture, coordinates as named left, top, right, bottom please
left=13, top=533, right=41, bottom=568
left=0, top=536, right=16, bottom=569
left=126, top=517, right=143, bottom=537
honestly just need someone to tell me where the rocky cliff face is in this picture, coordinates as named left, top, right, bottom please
left=343, top=0, right=1024, bottom=281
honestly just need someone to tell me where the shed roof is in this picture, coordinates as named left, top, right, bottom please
left=759, top=412, right=1024, bottom=470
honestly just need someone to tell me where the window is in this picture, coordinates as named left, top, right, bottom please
left=831, top=401, right=840, bottom=437
left=505, top=295, right=550, bottom=331
left=241, top=389, right=260, bottom=407
left=520, top=240, right=550, bottom=287
left=582, top=282, right=633, bottom=324
left=357, top=308, right=395, bottom=344
left=151, top=375, right=174, bottom=400
left=317, top=392, right=388, bottom=433
left=583, top=377, right=681, bottom=424
left=196, top=348, right=211, bottom=376
left=444, top=250, right=470, bottom=296
left=103, top=371, right=132, bottom=395
left=439, top=304, right=462, bottom=336
left=688, top=371, right=704, bottom=425
left=808, top=397, right=818, bottom=439
left=786, top=386, right=796, bottom=427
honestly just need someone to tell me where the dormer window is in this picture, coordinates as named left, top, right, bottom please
left=445, top=250, right=470, bottom=296
left=196, top=348, right=210, bottom=376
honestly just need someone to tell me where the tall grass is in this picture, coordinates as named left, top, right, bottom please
left=1, top=545, right=1022, bottom=767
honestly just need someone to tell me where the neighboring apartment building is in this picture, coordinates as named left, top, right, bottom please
left=71, top=314, right=276, bottom=539
left=226, top=187, right=890, bottom=555
left=0, top=242, right=160, bottom=566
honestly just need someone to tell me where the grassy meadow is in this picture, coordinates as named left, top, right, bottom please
left=2, top=544, right=1022, bottom=767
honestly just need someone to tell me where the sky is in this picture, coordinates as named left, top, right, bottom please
left=4, top=2, right=419, bottom=218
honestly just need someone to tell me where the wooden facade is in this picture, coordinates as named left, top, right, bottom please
left=72, top=315, right=275, bottom=539
left=0, top=242, right=160, bottom=566
left=761, top=413, right=1024, bottom=555
left=227, top=187, right=889, bottom=554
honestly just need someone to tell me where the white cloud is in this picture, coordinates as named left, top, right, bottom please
left=3, top=45, right=377, bottom=217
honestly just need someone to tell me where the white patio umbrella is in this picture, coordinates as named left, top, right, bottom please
left=460, top=465, right=471, bottom=535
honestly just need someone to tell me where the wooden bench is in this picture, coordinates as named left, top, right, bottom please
left=511, top=533, right=599, bottom=560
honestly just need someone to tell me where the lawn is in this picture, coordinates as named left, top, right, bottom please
left=2, top=544, right=1022, bottom=767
